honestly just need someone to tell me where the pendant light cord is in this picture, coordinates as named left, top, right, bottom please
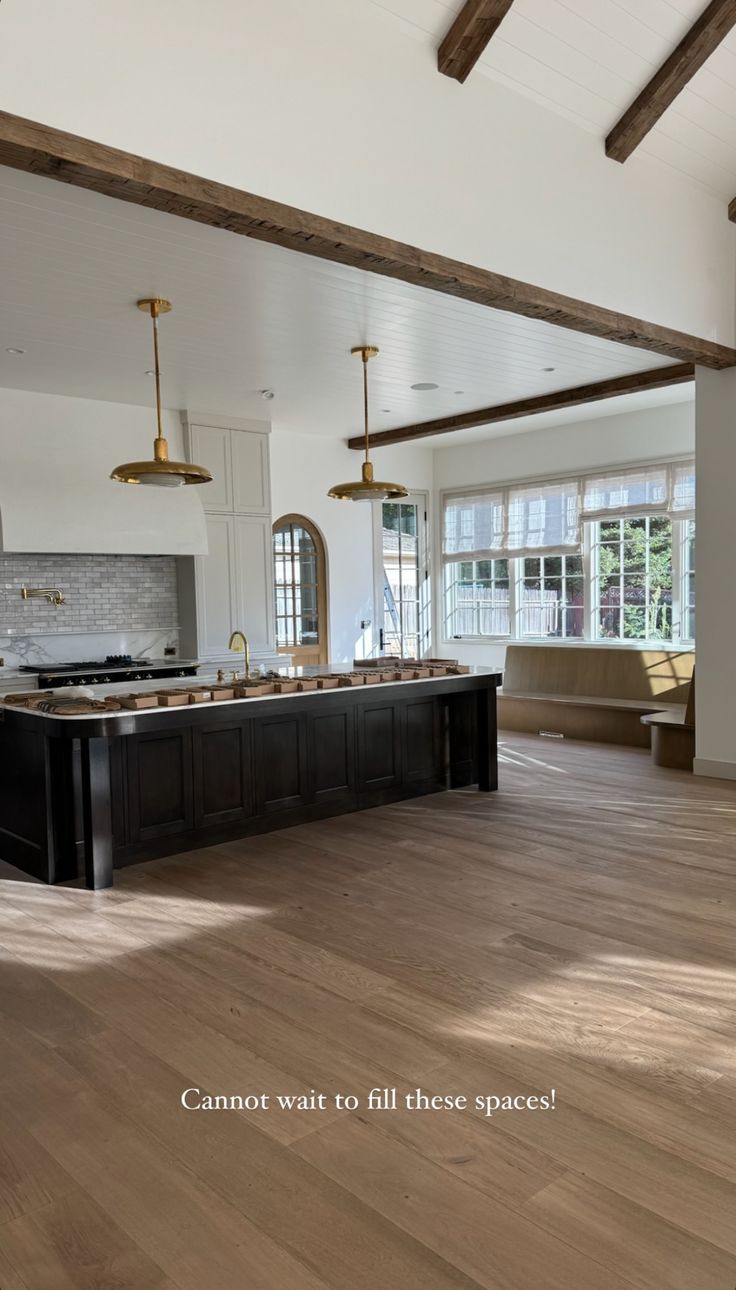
left=150, top=303, right=164, bottom=439
left=362, top=351, right=370, bottom=466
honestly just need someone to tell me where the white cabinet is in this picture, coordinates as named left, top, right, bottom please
left=233, top=431, right=270, bottom=514
left=180, top=415, right=276, bottom=663
left=197, top=515, right=238, bottom=659
left=187, top=419, right=271, bottom=515
left=233, top=515, right=274, bottom=652
left=189, top=423, right=232, bottom=512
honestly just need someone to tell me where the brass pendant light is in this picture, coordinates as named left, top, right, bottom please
left=328, top=346, right=408, bottom=502
left=111, top=299, right=212, bottom=487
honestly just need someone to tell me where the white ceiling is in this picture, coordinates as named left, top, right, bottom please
left=370, top=0, right=736, bottom=201
left=0, top=164, right=681, bottom=444
left=425, top=381, right=693, bottom=448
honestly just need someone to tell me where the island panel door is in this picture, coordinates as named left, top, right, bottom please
left=254, top=713, right=310, bottom=813
left=308, top=707, right=357, bottom=805
left=125, top=728, right=195, bottom=843
left=404, top=696, right=443, bottom=785
left=193, top=721, right=255, bottom=827
left=357, top=699, right=402, bottom=793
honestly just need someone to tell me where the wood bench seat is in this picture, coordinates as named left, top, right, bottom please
left=639, top=672, right=695, bottom=770
left=502, top=689, right=686, bottom=714
left=498, top=645, right=694, bottom=748
left=641, top=709, right=694, bottom=728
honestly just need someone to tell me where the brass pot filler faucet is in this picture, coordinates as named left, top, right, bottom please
left=21, top=585, right=66, bottom=606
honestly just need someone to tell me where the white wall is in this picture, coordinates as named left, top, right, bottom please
left=0, top=0, right=733, bottom=343
left=270, top=430, right=433, bottom=664
left=0, top=386, right=206, bottom=554
left=694, top=368, right=736, bottom=779
left=432, top=399, right=695, bottom=669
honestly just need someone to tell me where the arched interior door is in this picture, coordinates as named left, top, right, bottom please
left=272, top=514, right=329, bottom=665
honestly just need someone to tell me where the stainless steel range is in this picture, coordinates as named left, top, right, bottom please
left=19, top=655, right=199, bottom=689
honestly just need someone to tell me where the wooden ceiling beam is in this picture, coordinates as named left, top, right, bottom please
left=0, top=112, right=733, bottom=369
left=438, top=0, right=516, bottom=83
left=606, top=0, right=736, bottom=162
left=347, top=364, right=695, bottom=449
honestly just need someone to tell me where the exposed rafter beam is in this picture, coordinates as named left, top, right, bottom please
left=0, top=112, right=733, bottom=369
left=348, top=364, right=695, bottom=449
left=606, top=0, right=736, bottom=162
left=438, top=0, right=516, bottom=83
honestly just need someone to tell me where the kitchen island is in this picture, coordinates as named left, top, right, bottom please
left=0, top=667, right=501, bottom=889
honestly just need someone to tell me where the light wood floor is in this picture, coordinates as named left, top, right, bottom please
left=1, top=734, right=736, bottom=1289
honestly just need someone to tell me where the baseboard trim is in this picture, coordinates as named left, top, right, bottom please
left=693, top=757, right=736, bottom=781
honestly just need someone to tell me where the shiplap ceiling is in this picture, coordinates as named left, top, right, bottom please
left=371, top=0, right=736, bottom=200
left=0, top=165, right=683, bottom=443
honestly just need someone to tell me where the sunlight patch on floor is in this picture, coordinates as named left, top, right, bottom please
left=498, top=744, right=568, bottom=773
left=437, top=946, right=736, bottom=1074
left=0, top=885, right=273, bottom=970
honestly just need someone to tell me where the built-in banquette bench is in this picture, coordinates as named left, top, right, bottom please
left=640, top=671, right=695, bottom=770
left=498, top=644, right=694, bottom=748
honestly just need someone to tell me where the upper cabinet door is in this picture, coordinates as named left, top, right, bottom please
left=232, top=515, right=276, bottom=653
left=189, top=424, right=233, bottom=512
left=232, top=430, right=270, bottom=514
left=197, top=514, right=237, bottom=658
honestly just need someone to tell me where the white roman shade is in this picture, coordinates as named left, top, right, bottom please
left=670, top=460, right=696, bottom=517
left=442, top=478, right=580, bottom=561
left=506, top=479, right=581, bottom=556
left=443, top=458, right=695, bottom=566
left=443, top=489, right=505, bottom=560
left=581, top=459, right=695, bottom=521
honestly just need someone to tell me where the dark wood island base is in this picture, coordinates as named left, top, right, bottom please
left=0, top=671, right=501, bottom=889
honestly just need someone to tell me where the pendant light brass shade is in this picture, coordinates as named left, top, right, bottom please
left=328, top=346, right=408, bottom=502
left=111, top=299, right=212, bottom=487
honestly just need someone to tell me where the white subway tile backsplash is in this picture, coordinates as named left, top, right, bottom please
left=0, top=554, right=179, bottom=636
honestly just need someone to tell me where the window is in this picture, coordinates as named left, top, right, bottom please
left=272, top=516, right=327, bottom=661
left=682, top=519, right=695, bottom=642
left=521, top=554, right=584, bottom=639
left=441, top=459, right=695, bottom=648
left=445, top=559, right=510, bottom=638
left=375, top=497, right=430, bottom=657
left=592, top=517, right=673, bottom=642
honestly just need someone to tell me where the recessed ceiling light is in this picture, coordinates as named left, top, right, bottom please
left=381, top=408, right=391, bottom=413
left=542, top=366, right=556, bottom=372
left=411, top=381, right=439, bottom=391
left=454, top=389, right=465, bottom=395
left=5, top=347, right=25, bottom=355
left=145, top=369, right=156, bottom=376
left=260, top=388, right=275, bottom=401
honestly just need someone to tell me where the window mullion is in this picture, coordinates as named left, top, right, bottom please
left=583, top=522, right=594, bottom=642
left=509, top=557, right=520, bottom=640
left=619, top=519, right=624, bottom=643
left=671, top=519, right=683, bottom=646
left=645, top=517, right=651, bottom=641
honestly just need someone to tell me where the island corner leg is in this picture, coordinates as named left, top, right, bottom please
left=476, top=684, right=499, bottom=792
left=79, top=736, right=114, bottom=889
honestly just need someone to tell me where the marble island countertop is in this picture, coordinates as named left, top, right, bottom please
left=0, top=664, right=502, bottom=721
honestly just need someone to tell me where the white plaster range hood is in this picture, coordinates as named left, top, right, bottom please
left=0, top=387, right=207, bottom=555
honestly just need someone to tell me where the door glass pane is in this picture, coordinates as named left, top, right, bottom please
left=380, top=501, right=423, bottom=657
left=273, top=520, right=322, bottom=651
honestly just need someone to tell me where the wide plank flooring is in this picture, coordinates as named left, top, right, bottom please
left=1, top=733, right=736, bottom=1289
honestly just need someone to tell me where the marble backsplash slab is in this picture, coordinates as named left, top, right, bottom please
left=0, top=629, right=180, bottom=673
